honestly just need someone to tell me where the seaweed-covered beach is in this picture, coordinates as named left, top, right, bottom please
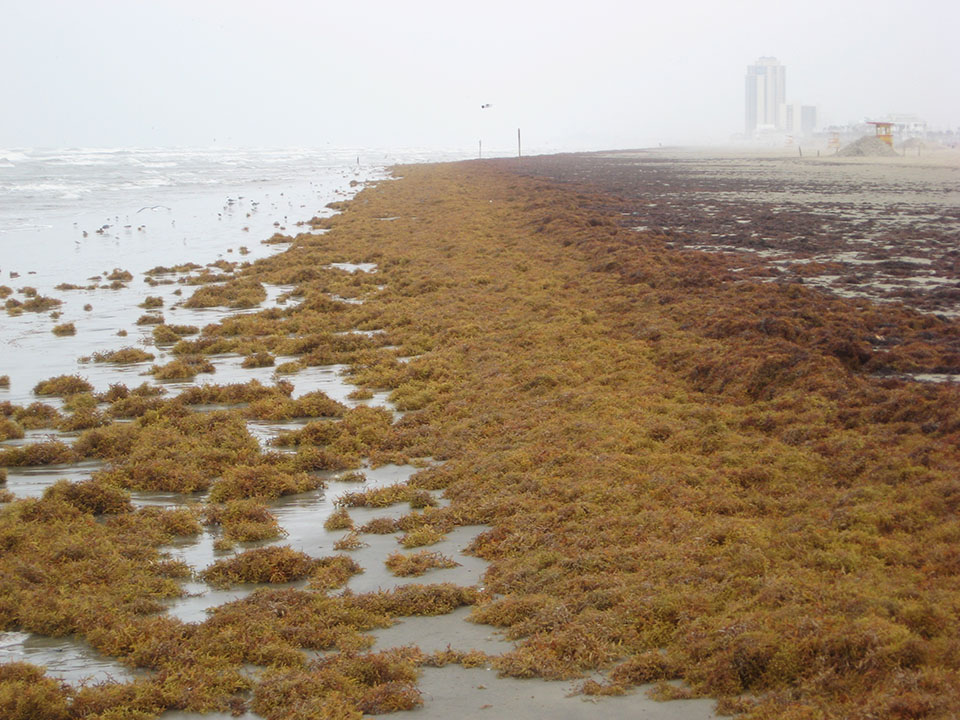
left=2, top=151, right=960, bottom=719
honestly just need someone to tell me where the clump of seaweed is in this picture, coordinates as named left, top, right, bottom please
left=184, top=279, right=267, bottom=309
left=408, top=489, right=439, bottom=509
left=91, top=347, right=155, bottom=364
left=12, top=402, right=61, bottom=429
left=54, top=282, right=88, bottom=290
left=135, top=313, right=165, bottom=325
left=105, top=505, right=202, bottom=542
left=274, top=360, right=304, bottom=374
left=0, top=663, right=72, bottom=718
left=202, top=499, right=285, bottom=542
left=241, top=351, right=275, bottom=368
left=397, top=524, right=445, bottom=548
left=352, top=583, right=478, bottom=616
left=152, top=324, right=179, bottom=344
left=152, top=323, right=199, bottom=344
left=56, top=406, right=108, bottom=432
left=106, top=268, right=133, bottom=282
left=82, top=408, right=259, bottom=492
left=200, top=545, right=318, bottom=587
left=41, top=478, right=132, bottom=514
left=179, top=269, right=234, bottom=286
left=359, top=517, right=400, bottom=534
left=149, top=355, right=215, bottom=380
left=253, top=649, right=422, bottom=718
left=337, top=483, right=416, bottom=509
left=333, top=531, right=368, bottom=551
left=310, top=554, right=363, bottom=590
left=208, top=461, right=324, bottom=502
left=19, top=295, right=62, bottom=313
left=61, top=392, right=96, bottom=412
left=385, top=550, right=459, bottom=577
left=246, top=390, right=346, bottom=421
left=0, top=417, right=24, bottom=441
left=0, top=440, right=79, bottom=466
left=139, top=295, right=164, bottom=308
left=105, top=392, right=166, bottom=418
left=324, top=506, right=354, bottom=531
left=146, top=262, right=201, bottom=275
left=261, top=232, right=294, bottom=245
left=51, top=322, right=76, bottom=336
left=33, top=374, right=93, bottom=396
left=177, top=379, right=289, bottom=406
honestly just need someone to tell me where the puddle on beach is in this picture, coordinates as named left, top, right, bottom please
left=336, top=522, right=489, bottom=596
left=0, top=631, right=137, bottom=686
left=368, top=605, right=510, bottom=655
left=413, top=666, right=718, bottom=720
left=162, top=464, right=450, bottom=623
left=326, top=262, right=378, bottom=274
left=2, top=460, right=104, bottom=500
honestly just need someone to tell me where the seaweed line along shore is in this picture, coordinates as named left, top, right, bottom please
left=2, top=149, right=960, bottom=719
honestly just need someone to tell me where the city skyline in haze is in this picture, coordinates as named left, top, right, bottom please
left=2, top=0, right=957, bottom=152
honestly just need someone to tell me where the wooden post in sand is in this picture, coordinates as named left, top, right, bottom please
left=479, top=140, right=482, bottom=159
left=518, top=128, right=522, bottom=158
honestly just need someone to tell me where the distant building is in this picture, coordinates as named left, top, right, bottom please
left=779, top=103, right=819, bottom=136
left=800, top=105, right=818, bottom=135
left=745, top=57, right=786, bottom=135
left=883, top=113, right=927, bottom=138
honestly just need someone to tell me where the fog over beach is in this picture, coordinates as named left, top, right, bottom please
left=2, top=2, right=959, bottom=719
left=2, top=0, right=957, bottom=151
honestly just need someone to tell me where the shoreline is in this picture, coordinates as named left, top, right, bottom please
left=1, top=157, right=959, bottom=717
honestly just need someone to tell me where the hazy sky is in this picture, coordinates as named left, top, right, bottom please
left=2, top=0, right=957, bottom=151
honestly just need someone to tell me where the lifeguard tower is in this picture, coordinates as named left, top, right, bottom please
left=867, top=121, right=894, bottom=147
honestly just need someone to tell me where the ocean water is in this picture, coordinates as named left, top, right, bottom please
left=0, top=146, right=467, bottom=284
left=0, top=147, right=467, bottom=401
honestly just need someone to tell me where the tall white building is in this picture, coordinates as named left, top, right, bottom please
left=745, top=57, right=786, bottom=135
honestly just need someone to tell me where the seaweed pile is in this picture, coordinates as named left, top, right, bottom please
left=2, top=159, right=960, bottom=718
left=509, top=151, right=960, bottom=317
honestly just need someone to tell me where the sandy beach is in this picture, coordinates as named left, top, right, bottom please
left=2, top=150, right=960, bottom=718
left=506, top=147, right=960, bottom=317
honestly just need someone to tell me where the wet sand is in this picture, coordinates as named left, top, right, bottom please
left=505, top=147, right=960, bottom=316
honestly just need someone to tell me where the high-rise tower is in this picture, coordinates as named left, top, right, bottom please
left=745, top=57, right=786, bottom=135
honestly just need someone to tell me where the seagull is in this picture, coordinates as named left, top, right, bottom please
left=481, top=103, right=492, bottom=109
left=137, top=205, right=171, bottom=213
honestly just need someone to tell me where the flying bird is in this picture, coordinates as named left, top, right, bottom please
left=137, top=205, right=171, bottom=213
left=481, top=104, right=492, bottom=109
